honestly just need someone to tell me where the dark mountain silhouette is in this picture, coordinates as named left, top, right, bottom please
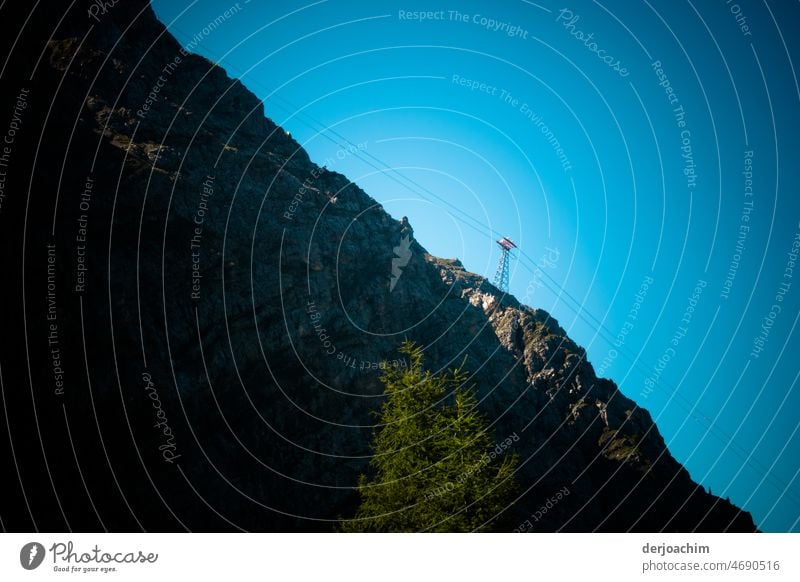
left=0, top=0, right=756, bottom=532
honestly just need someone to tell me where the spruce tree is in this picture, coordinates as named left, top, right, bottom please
left=342, top=341, right=518, bottom=532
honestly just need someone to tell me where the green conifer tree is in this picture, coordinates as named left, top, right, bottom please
left=342, top=341, right=518, bottom=532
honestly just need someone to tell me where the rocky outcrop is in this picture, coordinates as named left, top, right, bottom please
left=0, top=0, right=756, bottom=531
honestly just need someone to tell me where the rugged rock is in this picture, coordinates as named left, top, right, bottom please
left=0, top=0, right=756, bottom=531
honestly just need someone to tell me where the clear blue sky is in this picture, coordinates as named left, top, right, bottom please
left=152, top=0, right=800, bottom=531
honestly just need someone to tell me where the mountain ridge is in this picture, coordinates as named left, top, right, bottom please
left=0, top=0, right=757, bottom=532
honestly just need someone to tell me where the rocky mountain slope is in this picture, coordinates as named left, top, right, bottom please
left=0, top=0, right=756, bottom=531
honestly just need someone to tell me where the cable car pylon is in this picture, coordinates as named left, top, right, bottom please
left=493, top=237, right=517, bottom=293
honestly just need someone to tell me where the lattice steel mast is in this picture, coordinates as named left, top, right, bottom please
left=493, top=237, right=517, bottom=293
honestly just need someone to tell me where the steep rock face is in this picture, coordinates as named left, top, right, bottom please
left=0, top=0, right=755, bottom=531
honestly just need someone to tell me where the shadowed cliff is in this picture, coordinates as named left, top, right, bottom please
left=0, top=0, right=756, bottom=532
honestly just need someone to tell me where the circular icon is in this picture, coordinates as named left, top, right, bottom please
left=19, top=542, right=45, bottom=570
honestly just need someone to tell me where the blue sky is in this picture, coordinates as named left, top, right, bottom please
left=152, top=0, right=800, bottom=531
